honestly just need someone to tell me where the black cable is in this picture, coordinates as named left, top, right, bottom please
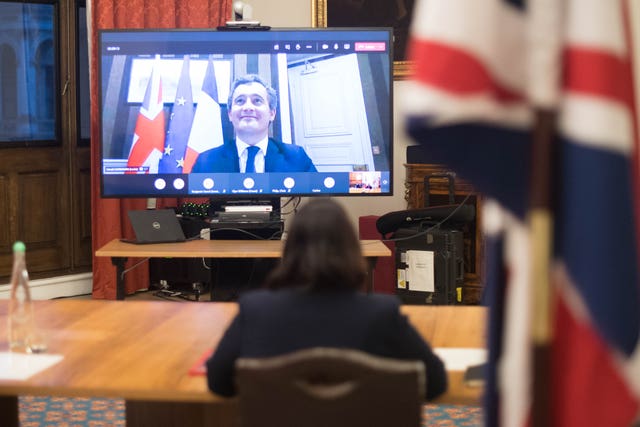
left=379, top=192, right=474, bottom=244
left=121, top=257, right=151, bottom=278
left=280, top=196, right=301, bottom=217
left=209, top=225, right=282, bottom=240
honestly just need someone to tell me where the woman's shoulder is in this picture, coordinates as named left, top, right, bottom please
left=238, top=288, right=401, bottom=312
left=238, top=288, right=277, bottom=303
left=237, top=288, right=301, bottom=306
left=359, top=293, right=402, bottom=311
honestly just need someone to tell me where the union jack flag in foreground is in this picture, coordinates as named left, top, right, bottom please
left=403, top=0, right=640, bottom=426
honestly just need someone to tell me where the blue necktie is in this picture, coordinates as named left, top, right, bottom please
left=245, top=146, right=259, bottom=173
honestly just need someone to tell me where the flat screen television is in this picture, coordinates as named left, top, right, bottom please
left=98, top=27, right=393, bottom=200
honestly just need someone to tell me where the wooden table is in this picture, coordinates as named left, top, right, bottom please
left=96, top=239, right=393, bottom=300
left=0, top=300, right=485, bottom=427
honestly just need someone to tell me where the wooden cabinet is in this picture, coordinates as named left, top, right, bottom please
left=404, top=164, right=484, bottom=304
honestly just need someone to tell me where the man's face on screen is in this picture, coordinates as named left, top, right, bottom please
left=228, top=82, right=276, bottom=143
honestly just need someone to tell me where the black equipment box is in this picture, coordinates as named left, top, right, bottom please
left=394, top=226, right=464, bottom=305
left=393, top=171, right=468, bottom=305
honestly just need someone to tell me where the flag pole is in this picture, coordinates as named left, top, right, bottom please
left=528, top=109, right=556, bottom=427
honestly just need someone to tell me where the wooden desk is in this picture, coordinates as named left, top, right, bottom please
left=96, top=239, right=392, bottom=300
left=0, top=300, right=485, bottom=427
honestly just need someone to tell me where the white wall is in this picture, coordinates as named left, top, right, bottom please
left=245, top=0, right=311, bottom=27
left=280, top=82, right=413, bottom=233
left=333, top=82, right=413, bottom=220
left=247, top=0, right=413, bottom=231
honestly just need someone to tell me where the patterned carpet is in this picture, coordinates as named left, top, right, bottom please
left=423, top=404, right=483, bottom=426
left=18, top=396, right=482, bottom=426
left=19, top=397, right=125, bottom=426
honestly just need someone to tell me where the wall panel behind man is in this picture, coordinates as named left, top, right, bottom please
left=247, top=0, right=310, bottom=27
left=249, top=0, right=412, bottom=232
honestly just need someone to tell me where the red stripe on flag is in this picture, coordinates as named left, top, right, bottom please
left=563, top=47, right=633, bottom=107
left=408, top=38, right=523, bottom=102
left=127, top=114, right=165, bottom=166
left=183, top=147, right=198, bottom=174
left=551, top=297, right=639, bottom=427
left=154, top=82, right=163, bottom=106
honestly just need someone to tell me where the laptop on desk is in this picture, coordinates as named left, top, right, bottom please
left=123, top=209, right=187, bottom=244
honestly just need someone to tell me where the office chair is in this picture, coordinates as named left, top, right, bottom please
left=235, top=347, right=425, bottom=427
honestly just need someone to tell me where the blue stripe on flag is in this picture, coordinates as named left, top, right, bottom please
left=406, top=117, right=531, bottom=218
left=555, top=139, right=640, bottom=355
left=483, top=232, right=508, bottom=427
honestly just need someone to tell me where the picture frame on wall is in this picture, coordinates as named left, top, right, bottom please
left=311, top=0, right=414, bottom=79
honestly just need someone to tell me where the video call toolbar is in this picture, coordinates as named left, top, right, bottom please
left=102, top=171, right=391, bottom=197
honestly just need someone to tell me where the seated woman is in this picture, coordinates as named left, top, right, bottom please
left=206, top=198, right=447, bottom=400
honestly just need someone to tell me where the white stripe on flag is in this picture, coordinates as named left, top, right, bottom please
left=410, top=0, right=527, bottom=91
left=565, top=0, right=626, bottom=53
left=560, top=94, right=633, bottom=154
left=187, top=93, right=223, bottom=153
left=482, top=198, right=532, bottom=426
left=401, top=81, right=532, bottom=128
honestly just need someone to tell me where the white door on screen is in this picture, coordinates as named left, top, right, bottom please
left=287, top=54, right=374, bottom=172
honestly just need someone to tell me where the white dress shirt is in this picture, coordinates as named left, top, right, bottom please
left=236, top=137, right=268, bottom=173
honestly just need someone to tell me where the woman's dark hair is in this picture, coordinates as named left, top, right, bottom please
left=265, top=199, right=367, bottom=291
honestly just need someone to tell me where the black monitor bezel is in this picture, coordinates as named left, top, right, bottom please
left=97, top=27, right=394, bottom=200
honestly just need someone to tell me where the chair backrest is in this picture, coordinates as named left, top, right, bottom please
left=235, top=347, right=425, bottom=427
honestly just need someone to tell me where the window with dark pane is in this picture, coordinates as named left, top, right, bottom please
left=77, top=2, right=90, bottom=144
left=0, top=1, right=57, bottom=144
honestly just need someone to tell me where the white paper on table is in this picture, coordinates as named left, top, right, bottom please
left=0, top=352, right=63, bottom=381
left=434, top=347, right=487, bottom=371
left=406, top=250, right=434, bottom=292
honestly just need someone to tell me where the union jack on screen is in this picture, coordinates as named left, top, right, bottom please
left=403, top=0, right=640, bottom=426
left=126, top=55, right=165, bottom=174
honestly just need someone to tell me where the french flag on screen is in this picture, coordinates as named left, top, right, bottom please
left=403, top=0, right=640, bottom=426
left=183, top=57, right=224, bottom=173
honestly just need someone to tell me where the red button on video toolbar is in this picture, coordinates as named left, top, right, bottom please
left=354, top=42, right=386, bottom=51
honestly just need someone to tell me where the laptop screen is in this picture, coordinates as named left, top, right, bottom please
left=127, top=209, right=186, bottom=244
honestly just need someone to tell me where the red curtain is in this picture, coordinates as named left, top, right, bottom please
left=89, top=0, right=231, bottom=299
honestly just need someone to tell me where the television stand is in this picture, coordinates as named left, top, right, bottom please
left=216, top=210, right=273, bottom=222
left=208, top=218, right=284, bottom=240
left=209, top=197, right=281, bottom=222
left=206, top=217, right=285, bottom=301
left=96, top=239, right=392, bottom=300
left=148, top=214, right=284, bottom=301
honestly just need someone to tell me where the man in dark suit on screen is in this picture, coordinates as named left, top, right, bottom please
left=191, top=74, right=317, bottom=173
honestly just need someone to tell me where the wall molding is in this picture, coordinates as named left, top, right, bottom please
left=0, top=273, right=93, bottom=300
